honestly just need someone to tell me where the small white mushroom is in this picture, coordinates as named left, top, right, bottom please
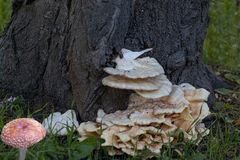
left=42, top=110, right=79, bottom=136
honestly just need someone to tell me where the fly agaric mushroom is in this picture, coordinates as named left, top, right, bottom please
left=1, top=118, right=46, bottom=160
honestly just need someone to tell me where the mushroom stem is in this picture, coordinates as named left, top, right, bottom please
left=19, top=148, right=27, bottom=160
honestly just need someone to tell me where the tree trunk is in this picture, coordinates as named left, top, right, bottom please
left=0, top=0, right=229, bottom=121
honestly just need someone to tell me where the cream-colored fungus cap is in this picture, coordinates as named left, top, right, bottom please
left=96, top=109, right=134, bottom=126
left=128, top=94, right=187, bottom=114
left=162, top=85, right=189, bottom=106
left=102, top=75, right=165, bottom=90
left=135, top=75, right=172, bottom=99
left=129, top=111, right=165, bottom=125
left=104, top=57, right=164, bottom=79
left=184, top=88, right=210, bottom=102
left=114, top=48, right=153, bottom=71
left=189, top=102, right=210, bottom=120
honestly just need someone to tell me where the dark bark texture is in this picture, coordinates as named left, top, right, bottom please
left=0, top=0, right=229, bottom=121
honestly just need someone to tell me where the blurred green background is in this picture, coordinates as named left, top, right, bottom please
left=203, top=0, right=240, bottom=72
left=0, top=0, right=239, bottom=71
left=0, top=0, right=11, bottom=33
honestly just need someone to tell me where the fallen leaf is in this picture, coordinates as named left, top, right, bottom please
left=214, top=88, right=233, bottom=96
left=224, top=73, right=240, bottom=84
left=234, top=119, right=240, bottom=126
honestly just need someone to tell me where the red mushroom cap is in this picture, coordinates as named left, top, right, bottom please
left=1, top=118, right=46, bottom=148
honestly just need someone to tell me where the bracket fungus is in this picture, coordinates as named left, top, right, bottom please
left=78, top=48, right=211, bottom=157
left=1, top=118, right=46, bottom=160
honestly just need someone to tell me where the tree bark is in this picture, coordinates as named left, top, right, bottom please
left=0, top=0, right=229, bottom=121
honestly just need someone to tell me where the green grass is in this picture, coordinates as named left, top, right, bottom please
left=0, top=96, right=239, bottom=160
left=203, top=0, right=240, bottom=72
left=0, top=0, right=11, bottom=33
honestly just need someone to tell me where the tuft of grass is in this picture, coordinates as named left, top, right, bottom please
left=0, top=97, right=240, bottom=160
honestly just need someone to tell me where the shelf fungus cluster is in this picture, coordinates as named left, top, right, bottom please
left=78, top=48, right=211, bottom=157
